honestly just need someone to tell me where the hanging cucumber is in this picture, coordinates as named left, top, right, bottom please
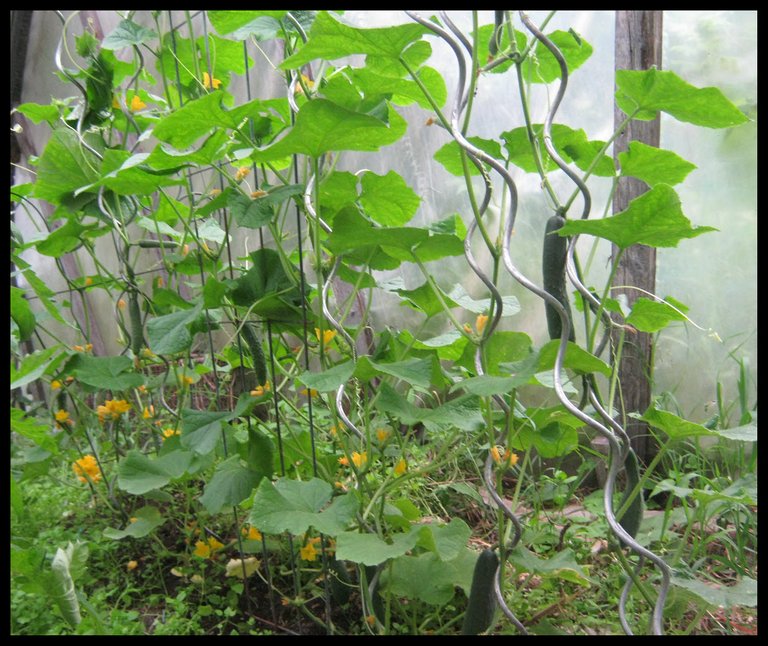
left=616, top=448, right=644, bottom=543
left=241, top=321, right=268, bottom=387
left=542, top=214, right=575, bottom=342
left=461, top=549, right=499, bottom=635
left=128, top=288, right=145, bottom=357
left=489, top=10, right=504, bottom=58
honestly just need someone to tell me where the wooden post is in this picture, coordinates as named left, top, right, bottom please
left=612, top=11, right=663, bottom=463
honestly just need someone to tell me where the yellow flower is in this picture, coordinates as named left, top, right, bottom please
left=141, top=348, right=155, bottom=359
left=208, top=188, right=221, bottom=197
left=491, top=445, right=518, bottom=468
left=351, top=451, right=367, bottom=469
left=51, top=380, right=62, bottom=390
left=138, top=384, right=147, bottom=393
left=376, top=428, right=390, bottom=443
left=338, top=455, right=349, bottom=467
left=242, top=526, right=262, bottom=541
left=476, top=313, right=489, bottom=334
left=156, top=276, right=164, bottom=289
left=463, top=323, right=473, bottom=334
left=182, top=375, right=194, bottom=387
left=300, top=388, right=318, bottom=398
left=193, top=537, right=224, bottom=559
left=203, top=72, right=222, bottom=90
left=425, top=117, right=435, bottom=126
left=112, top=95, right=121, bottom=109
left=250, top=190, right=267, bottom=198
left=73, top=345, right=85, bottom=352
left=294, top=73, right=315, bottom=95
left=365, top=615, right=376, bottom=627
left=54, top=409, right=72, bottom=428
left=315, top=328, right=337, bottom=346
left=129, top=95, right=146, bottom=111
left=234, top=166, right=251, bottom=182
left=142, top=405, right=155, bottom=419
left=394, top=458, right=407, bottom=476
left=117, top=298, right=127, bottom=310
left=250, top=382, right=270, bottom=397
left=84, top=277, right=93, bottom=286
left=126, top=560, right=138, bottom=571
left=73, top=455, right=102, bottom=483
left=162, top=427, right=180, bottom=440
left=182, top=243, right=190, bottom=256
left=508, top=451, right=519, bottom=467
left=299, top=541, right=318, bottom=562
left=490, top=445, right=502, bottom=465
left=97, top=399, right=131, bottom=424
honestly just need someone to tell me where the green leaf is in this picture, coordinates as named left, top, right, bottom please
left=229, top=184, right=304, bottom=229
left=557, top=184, right=717, bottom=249
left=297, top=361, right=356, bottom=392
left=521, top=30, right=593, bottom=84
left=640, top=406, right=715, bottom=439
left=117, top=449, right=194, bottom=495
left=11, top=287, right=35, bottom=341
left=101, top=19, right=157, bottom=49
left=250, top=99, right=406, bottom=161
left=153, top=92, right=274, bottom=149
left=618, top=141, right=697, bottom=187
left=382, top=548, right=477, bottom=604
left=34, top=215, right=105, bottom=257
left=208, top=11, right=287, bottom=39
left=454, top=373, right=532, bottom=398
left=103, top=506, right=165, bottom=540
left=70, top=354, right=144, bottom=390
left=280, top=11, right=429, bottom=69
left=415, top=518, right=472, bottom=562
left=50, top=542, right=86, bottom=626
left=445, top=284, right=520, bottom=317
left=326, top=208, right=427, bottom=256
left=319, top=171, right=359, bottom=217
left=458, top=331, right=532, bottom=376
left=381, top=277, right=455, bottom=319
left=10, top=345, right=64, bottom=391
left=334, top=530, right=421, bottom=567
left=616, top=68, right=749, bottom=128
left=626, top=296, right=688, bottom=333
left=248, top=477, right=358, bottom=536
left=15, top=261, right=67, bottom=325
left=507, top=545, right=592, bottom=586
left=501, top=124, right=614, bottom=177
left=14, top=102, right=60, bottom=125
left=434, top=137, right=503, bottom=176
left=515, top=421, right=580, bottom=458
left=359, top=171, right=421, bottom=227
left=712, top=423, right=757, bottom=443
left=80, top=150, right=184, bottom=196
left=146, top=303, right=205, bottom=355
left=180, top=408, right=231, bottom=455
left=355, top=356, right=433, bottom=389
left=536, top=340, right=612, bottom=377
left=34, top=128, right=104, bottom=204
left=11, top=408, right=59, bottom=454
left=671, top=575, right=757, bottom=609
left=199, top=455, right=265, bottom=514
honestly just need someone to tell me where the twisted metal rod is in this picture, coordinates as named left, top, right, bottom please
left=518, top=12, right=670, bottom=635
left=406, top=10, right=527, bottom=633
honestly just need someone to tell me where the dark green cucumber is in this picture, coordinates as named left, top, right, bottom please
left=136, top=239, right=179, bottom=249
left=489, top=10, right=504, bottom=58
left=328, top=558, right=352, bottom=606
left=462, top=549, right=499, bottom=635
left=128, top=289, right=144, bottom=356
left=542, top=214, right=575, bottom=342
left=617, top=448, right=644, bottom=543
left=241, top=321, right=268, bottom=386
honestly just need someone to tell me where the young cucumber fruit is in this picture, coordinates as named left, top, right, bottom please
left=462, top=549, right=499, bottom=635
left=241, top=321, right=268, bottom=387
left=542, top=214, right=575, bottom=342
left=617, top=448, right=644, bottom=543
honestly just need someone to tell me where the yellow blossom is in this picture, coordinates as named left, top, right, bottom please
left=142, top=405, right=155, bottom=419
left=208, top=188, right=221, bottom=197
left=129, top=95, right=146, bottom=111
left=300, top=388, right=318, bottom=398
left=51, top=380, right=62, bottom=390
left=162, top=428, right=180, bottom=440
left=129, top=517, right=138, bottom=523
left=365, top=615, right=376, bottom=627
left=463, top=323, right=473, bottom=334
left=394, top=458, right=407, bottom=476
left=97, top=399, right=131, bottom=424
left=250, top=190, right=267, bottom=198
left=126, top=560, right=138, bottom=571
left=138, top=384, right=147, bottom=393
left=73, top=455, right=102, bottom=483
left=299, top=541, right=318, bottom=562
left=84, top=277, right=93, bottom=286
left=476, top=313, right=489, bottom=334
left=156, top=276, right=164, bottom=289
left=182, top=375, right=194, bottom=387
left=315, top=328, right=337, bottom=346
left=234, top=166, right=251, bottom=182
left=182, top=243, right=190, bottom=256
left=376, top=428, right=390, bottom=443
left=351, top=451, right=367, bottom=469
left=242, top=526, right=262, bottom=541
left=117, top=298, right=127, bottom=310
left=338, top=455, right=349, bottom=467
left=141, top=348, right=155, bottom=359
left=491, top=445, right=518, bottom=467
left=193, top=536, right=224, bottom=559
left=54, top=409, right=71, bottom=428
left=73, top=345, right=85, bottom=352
left=112, top=95, right=121, bottom=109
left=250, top=382, right=270, bottom=397
left=425, top=117, right=435, bottom=126
left=294, top=73, right=315, bottom=95
left=203, top=72, right=222, bottom=90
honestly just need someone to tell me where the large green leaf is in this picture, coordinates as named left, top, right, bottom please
left=146, top=302, right=208, bottom=355
left=11, top=287, right=35, bottom=342
left=616, top=68, right=749, bottom=127
left=514, top=421, right=580, bottom=458
left=117, top=449, right=194, bottom=495
left=359, top=171, right=421, bottom=227
left=536, top=340, right=612, bottom=377
left=280, top=11, right=428, bottom=69
left=199, top=455, right=265, bottom=514
left=507, top=545, right=592, bottom=586
left=103, top=506, right=165, bottom=540
left=34, top=214, right=106, bottom=258
left=10, top=408, right=59, bottom=454
left=383, top=548, right=477, bottom=605
left=229, top=184, right=304, bottom=229
left=208, top=11, right=288, bottom=39
left=77, top=150, right=184, bottom=196
left=640, top=407, right=714, bottom=440
left=10, top=345, right=64, bottom=391
left=520, top=29, right=593, bottom=84
left=32, top=128, right=104, bottom=204
left=625, top=296, right=688, bottom=333
left=618, top=141, right=696, bottom=187
left=355, top=356, right=433, bottom=389
left=250, top=99, right=406, bottom=161
left=671, top=575, right=757, bottom=609
left=557, top=184, right=717, bottom=249
left=352, top=65, right=447, bottom=110
left=334, top=530, right=421, bottom=567
left=297, top=361, right=356, bottom=392
left=248, top=477, right=358, bottom=535
left=70, top=354, right=144, bottom=390
left=434, top=137, right=503, bottom=177
left=180, top=408, right=231, bottom=455
left=102, top=19, right=157, bottom=49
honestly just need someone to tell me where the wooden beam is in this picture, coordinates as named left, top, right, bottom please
left=612, top=11, right=663, bottom=463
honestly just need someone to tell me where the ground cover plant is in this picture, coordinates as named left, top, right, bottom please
left=10, top=10, right=757, bottom=636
